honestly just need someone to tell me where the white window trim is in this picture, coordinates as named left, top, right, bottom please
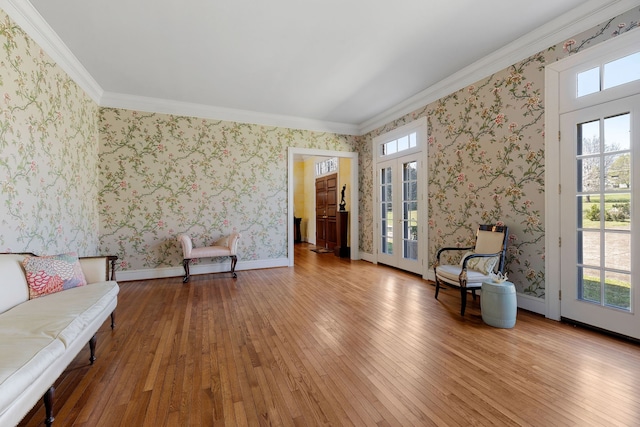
left=545, top=28, right=640, bottom=321
left=374, top=118, right=425, bottom=161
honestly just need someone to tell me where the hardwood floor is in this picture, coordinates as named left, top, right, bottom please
left=20, top=243, right=640, bottom=426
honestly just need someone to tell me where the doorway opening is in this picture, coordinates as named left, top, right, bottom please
left=287, top=147, right=359, bottom=266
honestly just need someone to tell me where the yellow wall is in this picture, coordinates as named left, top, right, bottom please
left=293, top=161, right=305, bottom=217
left=295, top=156, right=351, bottom=246
left=338, top=158, right=351, bottom=246
left=303, top=157, right=317, bottom=243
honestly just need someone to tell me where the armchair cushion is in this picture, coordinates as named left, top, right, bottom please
left=459, top=251, right=500, bottom=275
left=436, top=264, right=492, bottom=286
left=475, top=230, right=507, bottom=254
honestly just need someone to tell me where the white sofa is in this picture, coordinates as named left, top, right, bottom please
left=0, top=253, right=119, bottom=426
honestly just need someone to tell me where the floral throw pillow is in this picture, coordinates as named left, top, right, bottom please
left=460, top=251, right=500, bottom=275
left=23, top=252, right=87, bottom=299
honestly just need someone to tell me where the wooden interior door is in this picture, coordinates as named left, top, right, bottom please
left=316, top=173, right=337, bottom=249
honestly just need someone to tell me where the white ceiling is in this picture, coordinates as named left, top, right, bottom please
left=6, top=0, right=638, bottom=134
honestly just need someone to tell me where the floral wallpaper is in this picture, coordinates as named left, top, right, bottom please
left=98, top=109, right=356, bottom=271
left=357, top=8, right=640, bottom=298
left=1, top=1, right=639, bottom=298
left=0, top=10, right=100, bottom=256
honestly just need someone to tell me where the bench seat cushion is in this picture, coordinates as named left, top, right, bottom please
left=189, top=246, right=232, bottom=258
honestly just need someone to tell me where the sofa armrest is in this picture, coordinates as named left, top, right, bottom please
left=79, top=255, right=118, bottom=283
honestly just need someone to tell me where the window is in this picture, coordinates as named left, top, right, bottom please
left=576, top=52, right=640, bottom=98
left=315, top=157, right=337, bottom=176
left=381, top=132, right=417, bottom=156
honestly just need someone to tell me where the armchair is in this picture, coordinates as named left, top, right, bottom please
left=178, top=233, right=240, bottom=282
left=433, top=225, right=509, bottom=315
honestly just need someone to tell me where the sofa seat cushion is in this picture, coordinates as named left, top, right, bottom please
left=0, top=281, right=119, bottom=348
left=0, top=336, right=65, bottom=419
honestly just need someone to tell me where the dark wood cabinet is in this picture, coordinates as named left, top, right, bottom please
left=334, top=211, right=350, bottom=258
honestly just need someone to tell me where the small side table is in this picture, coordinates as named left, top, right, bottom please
left=481, top=281, right=517, bottom=328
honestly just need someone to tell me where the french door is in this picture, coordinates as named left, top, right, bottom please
left=560, top=94, right=639, bottom=339
left=377, top=155, right=422, bottom=274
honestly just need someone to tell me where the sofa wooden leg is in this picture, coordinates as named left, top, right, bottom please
left=89, top=334, right=97, bottom=365
left=44, top=386, right=55, bottom=427
left=183, top=259, right=191, bottom=283
left=230, top=255, right=238, bottom=278
left=111, top=310, right=116, bottom=329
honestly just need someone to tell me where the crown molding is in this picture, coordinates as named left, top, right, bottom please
left=0, top=0, right=104, bottom=103
left=358, top=0, right=640, bottom=135
left=100, top=92, right=361, bottom=135
left=3, top=0, right=639, bottom=136
left=0, top=0, right=359, bottom=135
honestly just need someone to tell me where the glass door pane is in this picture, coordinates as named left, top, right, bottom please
left=402, top=161, right=418, bottom=261
left=380, top=166, right=393, bottom=255
left=575, top=112, right=631, bottom=311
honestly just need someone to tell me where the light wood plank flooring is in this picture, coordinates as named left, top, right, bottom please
left=20, top=243, right=640, bottom=426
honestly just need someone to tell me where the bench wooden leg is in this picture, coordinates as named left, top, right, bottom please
left=230, top=255, right=238, bottom=278
left=89, top=334, right=97, bottom=365
left=44, top=386, right=55, bottom=427
left=183, top=258, right=191, bottom=283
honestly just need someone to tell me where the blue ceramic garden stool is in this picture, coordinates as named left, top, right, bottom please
left=481, top=281, right=517, bottom=328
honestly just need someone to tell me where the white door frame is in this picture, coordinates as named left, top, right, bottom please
left=287, top=147, right=359, bottom=266
left=372, top=117, right=429, bottom=279
left=376, top=154, right=423, bottom=275
left=545, top=28, right=640, bottom=320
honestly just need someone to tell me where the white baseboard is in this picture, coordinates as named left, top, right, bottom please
left=359, top=251, right=375, bottom=263
left=426, top=269, right=546, bottom=315
left=425, top=269, right=436, bottom=282
left=116, top=258, right=289, bottom=282
left=516, top=292, right=546, bottom=315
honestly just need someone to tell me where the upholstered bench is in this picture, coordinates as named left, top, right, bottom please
left=178, top=233, right=240, bottom=282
